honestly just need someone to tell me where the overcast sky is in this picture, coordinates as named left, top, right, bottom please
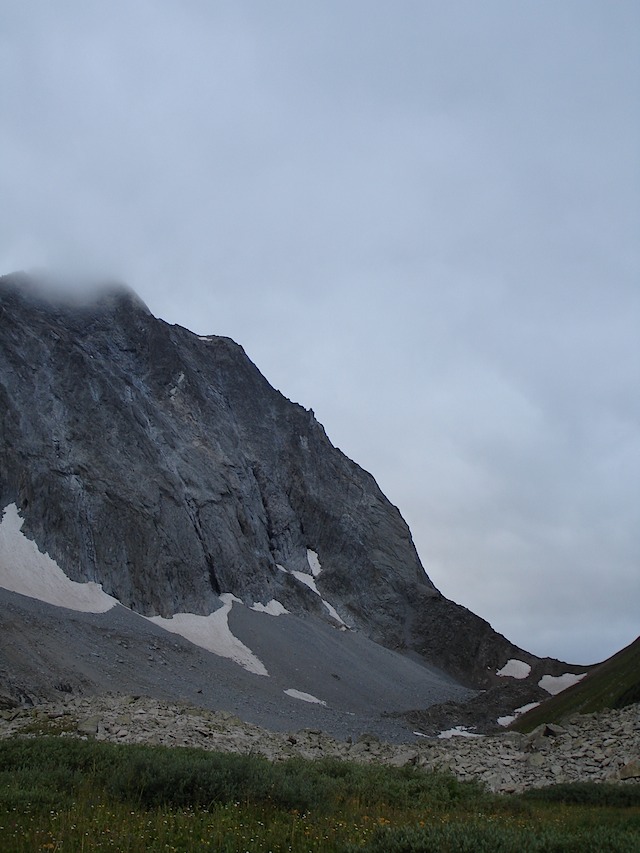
left=2, top=1, right=638, bottom=665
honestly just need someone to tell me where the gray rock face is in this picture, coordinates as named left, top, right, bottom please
left=1, top=274, right=427, bottom=635
left=0, top=273, right=564, bottom=689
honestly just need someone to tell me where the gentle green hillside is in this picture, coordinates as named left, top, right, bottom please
left=512, top=636, right=640, bottom=733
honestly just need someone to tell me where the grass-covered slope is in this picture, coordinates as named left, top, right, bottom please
left=1, top=737, right=639, bottom=852
left=512, top=635, right=640, bottom=733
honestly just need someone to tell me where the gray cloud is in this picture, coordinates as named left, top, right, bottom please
left=1, top=0, right=638, bottom=664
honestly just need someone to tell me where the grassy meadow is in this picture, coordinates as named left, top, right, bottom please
left=0, top=737, right=639, bottom=852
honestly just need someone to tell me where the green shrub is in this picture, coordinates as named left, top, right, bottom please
left=349, top=821, right=640, bottom=853
left=0, top=738, right=490, bottom=815
left=521, top=781, right=640, bottom=808
left=1, top=736, right=639, bottom=852
left=105, top=748, right=332, bottom=811
left=298, top=757, right=484, bottom=809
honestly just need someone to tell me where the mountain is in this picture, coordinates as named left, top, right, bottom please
left=0, top=273, right=580, bottom=735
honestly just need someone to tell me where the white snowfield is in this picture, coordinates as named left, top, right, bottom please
left=539, top=672, right=587, bottom=695
left=496, top=658, right=587, bottom=726
left=284, top=688, right=327, bottom=706
left=497, top=702, right=541, bottom=727
left=0, top=504, right=118, bottom=613
left=0, top=503, right=270, bottom=676
left=438, top=726, right=483, bottom=739
left=496, top=659, right=531, bottom=679
left=493, top=656, right=588, bottom=725
left=307, top=549, right=322, bottom=577
left=496, top=656, right=587, bottom=695
left=495, top=672, right=588, bottom=727
left=148, top=594, right=268, bottom=677
left=250, top=599, right=289, bottom=616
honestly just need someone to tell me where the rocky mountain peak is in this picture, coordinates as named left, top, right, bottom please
left=1, top=273, right=430, bottom=631
left=0, top=272, right=577, bottom=719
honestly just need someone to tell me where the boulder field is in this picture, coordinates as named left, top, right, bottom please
left=2, top=694, right=638, bottom=794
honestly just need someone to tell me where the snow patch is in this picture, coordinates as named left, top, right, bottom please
left=321, top=599, right=345, bottom=625
left=0, top=503, right=118, bottom=613
left=284, top=689, right=327, bottom=706
left=251, top=599, right=289, bottom=616
left=279, top=563, right=347, bottom=626
left=307, top=549, right=322, bottom=577
left=291, top=569, right=320, bottom=595
left=496, top=659, right=532, bottom=679
left=539, top=672, right=587, bottom=695
left=516, top=701, right=541, bottom=715
left=0, top=503, right=269, bottom=677
left=497, top=702, right=541, bottom=727
left=291, top=571, right=347, bottom=626
left=148, top=594, right=268, bottom=676
left=438, top=726, right=483, bottom=739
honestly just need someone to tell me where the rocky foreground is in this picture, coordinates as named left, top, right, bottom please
left=1, top=694, right=638, bottom=794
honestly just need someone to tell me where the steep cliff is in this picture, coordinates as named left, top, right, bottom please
left=0, top=273, right=565, bottom=690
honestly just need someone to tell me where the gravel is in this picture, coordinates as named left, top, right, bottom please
left=0, top=588, right=476, bottom=743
